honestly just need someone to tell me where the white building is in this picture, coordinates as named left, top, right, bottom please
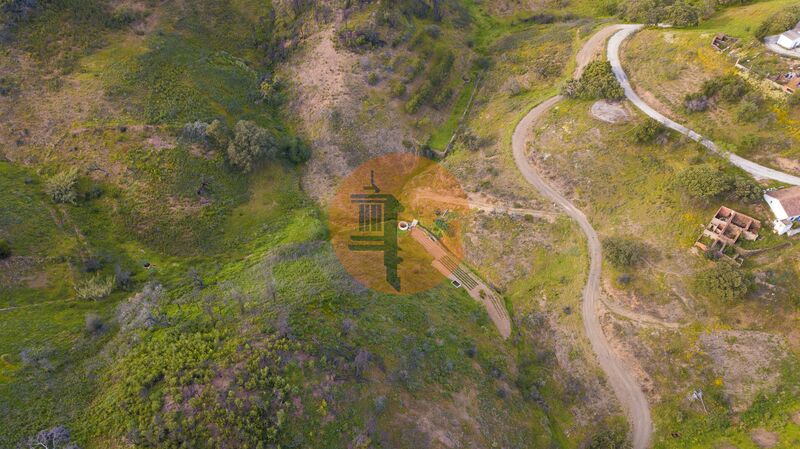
left=764, top=186, right=800, bottom=236
left=777, top=30, right=800, bottom=50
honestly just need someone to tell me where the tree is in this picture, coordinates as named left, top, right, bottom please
left=732, top=177, right=763, bottom=203
left=695, top=262, right=749, bottom=301
left=602, top=237, right=644, bottom=267
left=666, top=2, right=700, bottom=27
left=45, top=168, right=79, bottom=204
left=22, top=425, right=81, bottom=449
left=561, top=61, right=624, bottom=101
left=226, top=120, right=276, bottom=172
left=673, top=166, right=732, bottom=200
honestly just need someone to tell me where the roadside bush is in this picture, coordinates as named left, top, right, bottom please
left=45, top=168, right=79, bottom=204
left=666, top=2, right=700, bottom=27
left=738, top=134, right=765, bottom=154
left=632, top=118, right=667, bottom=144
left=732, top=177, right=763, bottom=203
left=683, top=92, right=709, bottom=112
left=585, top=417, right=631, bottom=449
left=226, top=120, right=276, bottom=172
left=561, top=60, right=624, bottom=101
left=673, top=166, right=732, bottom=200
left=603, top=237, right=644, bottom=268
left=75, top=275, right=114, bottom=301
left=694, top=262, right=750, bottom=301
left=0, top=239, right=10, bottom=259
left=755, top=5, right=800, bottom=40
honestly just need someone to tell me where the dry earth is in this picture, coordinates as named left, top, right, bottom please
left=700, top=330, right=788, bottom=411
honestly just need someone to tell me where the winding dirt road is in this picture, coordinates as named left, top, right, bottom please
left=511, top=24, right=653, bottom=449
left=608, top=25, right=800, bottom=186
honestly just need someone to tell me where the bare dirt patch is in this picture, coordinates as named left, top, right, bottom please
left=700, top=331, right=788, bottom=411
left=590, top=100, right=631, bottom=124
left=750, top=428, right=779, bottom=448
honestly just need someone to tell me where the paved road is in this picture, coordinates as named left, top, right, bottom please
left=511, top=25, right=653, bottom=449
left=764, top=35, right=800, bottom=59
left=608, top=25, right=800, bottom=186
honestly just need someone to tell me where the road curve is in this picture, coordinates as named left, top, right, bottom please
left=511, top=25, right=653, bottom=449
left=608, top=25, right=800, bottom=186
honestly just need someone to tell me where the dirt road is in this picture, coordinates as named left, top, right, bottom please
left=511, top=24, right=653, bottom=449
left=608, top=25, right=800, bottom=186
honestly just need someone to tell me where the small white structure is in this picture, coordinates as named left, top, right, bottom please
left=777, top=30, right=800, bottom=49
left=764, top=186, right=800, bottom=236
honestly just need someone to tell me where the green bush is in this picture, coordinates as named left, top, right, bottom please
left=632, top=118, right=667, bottom=144
left=732, top=177, right=763, bottom=203
left=206, top=119, right=230, bottom=149
left=0, top=239, right=10, bottom=259
left=226, top=120, right=276, bottom=172
left=694, top=262, right=750, bottom=301
left=75, top=275, right=115, bottom=301
left=673, top=166, right=732, bottom=200
left=280, top=136, right=311, bottom=164
left=701, top=75, right=748, bottom=103
left=755, top=5, right=800, bottom=40
left=45, top=168, right=79, bottom=204
left=666, top=2, right=700, bottom=27
left=586, top=418, right=631, bottom=449
left=561, top=60, right=623, bottom=101
left=602, top=237, right=644, bottom=267
left=389, top=79, right=407, bottom=98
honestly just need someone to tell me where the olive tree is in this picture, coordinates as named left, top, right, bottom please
left=226, top=120, right=277, bottom=172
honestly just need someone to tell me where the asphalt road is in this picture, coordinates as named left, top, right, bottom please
left=511, top=25, right=653, bottom=449
left=608, top=25, right=800, bottom=186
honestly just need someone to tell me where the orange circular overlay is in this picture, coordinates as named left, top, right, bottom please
left=328, top=153, right=469, bottom=295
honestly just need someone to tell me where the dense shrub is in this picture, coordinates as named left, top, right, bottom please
left=181, top=120, right=209, bottom=143
left=633, top=118, right=667, bottom=144
left=585, top=419, right=631, bottom=449
left=684, top=92, right=709, bottom=112
left=405, top=48, right=454, bottom=113
left=674, top=166, right=733, bottom=200
left=755, top=5, right=800, bottom=40
left=701, top=75, right=748, bottom=103
left=561, top=61, right=623, bottom=101
left=280, top=136, right=311, bottom=164
left=732, top=177, right=764, bottom=203
left=206, top=119, right=230, bottom=149
left=226, top=120, right=276, bottom=172
left=0, top=238, right=10, bottom=259
left=695, top=262, right=750, bottom=301
left=337, top=28, right=385, bottom=52
left=45, top=168, right=79, bottom=204
left=21, top=425, right=81, bottom=449
left=603, top=237, right=644, bottom=267
left=666, top=2, right=700, bottom=26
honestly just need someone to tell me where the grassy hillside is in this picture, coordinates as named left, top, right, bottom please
left=0, top=1, right=610, bottom=448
